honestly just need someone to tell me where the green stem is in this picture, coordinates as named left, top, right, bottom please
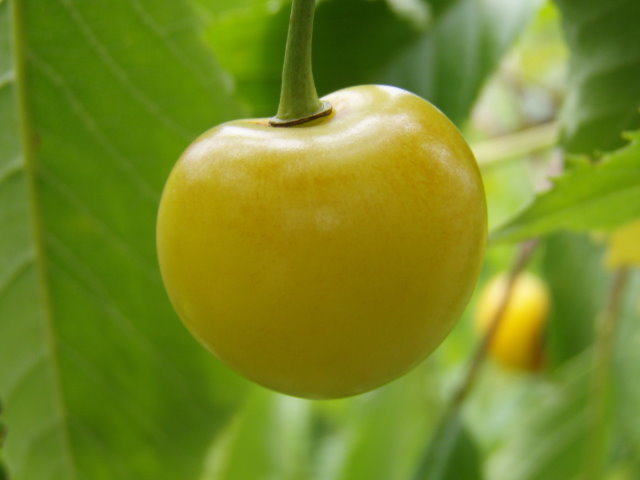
left=270, top=0, right=332, bottom=126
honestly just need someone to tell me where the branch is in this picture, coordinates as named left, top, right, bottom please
left=448, top=239, right=539, bottom=412
left=472, top=122, right=558, bottom=168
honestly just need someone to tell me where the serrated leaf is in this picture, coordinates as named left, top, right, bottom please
left=413, top=411, right=483, bottom=480
left=555, top=0, right=640, bottom=154
left=0, top=1, right=248, bottom=479
left=491, top=131, right=640, bottom=243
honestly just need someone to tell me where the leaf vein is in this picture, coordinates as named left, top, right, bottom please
left=129, top=0, right=214, bottom=91
left=46, top=234, right=201, bottom=404
left=10, top=0, right=80, bottom=475
left=56, top=0, right=195, bottom=140
left=0, top=156, right=23, bottom=186
left=0, top=69, right=15, bottom=90
left=28, top=54, right=160, bottom=203
left=3, top=350, right=48, bottom=407
left=0, top=250, right=36, bottom=298
left=38, top=165, right=160, bottom=277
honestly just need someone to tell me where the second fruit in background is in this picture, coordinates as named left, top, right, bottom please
left=475, top=272, right=551, bottom=371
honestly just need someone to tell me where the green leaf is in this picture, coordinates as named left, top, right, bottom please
left=315, top=366, right=440, bottom=480
left=614, top=272, right=640, bottom=464
left=419, top=0, right=461, bottom=18
left=206, top=0, right=540, bottom=124
left=489, top=355, right=610, bottom=480
left=0, top=399, right=6, bottom=479
left=313, top=0, right=417, bottom=98
left=200, top=389, right=312, bottom=480
left=206, top=0, right=418, bottom=118
left=202, top=0, right=285, bottom=117
left=491, top=131, right=640, bottom=243
left=413, top=411, right=483, bottom=480
left=0, top=1, right=248, bottom=479
left=381, top=0, right=542, bottom=124
left=541, top=233, right=610, bottom=367
left=555, top=0, right=640, bottom=154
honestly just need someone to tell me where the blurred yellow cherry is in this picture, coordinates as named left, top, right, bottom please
left=475, top=272, right=550, bottom=371
left=606, top=219, right=640, bottom=268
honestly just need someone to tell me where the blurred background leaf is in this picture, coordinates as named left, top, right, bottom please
left=204, top=0, right=541, bottom=124
left=382, top=0, right=543, bottom=125
left=555, top=0, right=640, bottom=154
left=612, top=272, right=640, bottom=470
left=204, top=0, right=419, bottom=117
left=313, top=365, right=441, bottom=480
left=541, top=233, right=610, bottom=368
left=488, top=355, right=605, bottom=480
left=483, top=272, right=640, bottom=480
left=200, top=389, right=312, bottom=480
left=413, top=411, right=484, bottom=480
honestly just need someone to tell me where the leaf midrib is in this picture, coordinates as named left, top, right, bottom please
left=10, top=0, right=79, bottom=477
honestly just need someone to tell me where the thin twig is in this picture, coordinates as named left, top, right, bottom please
left=472, top=122, right=559, bottom=168
left=448, top=239, right=539, bottom=412
left=412, top=239, right=540, bottom=480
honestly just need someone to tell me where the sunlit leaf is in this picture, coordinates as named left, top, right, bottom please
left=491, top=131, right=640, bottom=243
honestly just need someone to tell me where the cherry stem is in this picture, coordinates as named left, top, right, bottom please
left=270, top=0, right=332, bottom=126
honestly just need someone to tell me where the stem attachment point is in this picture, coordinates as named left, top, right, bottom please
left=269, top=101, right=332, bottom=127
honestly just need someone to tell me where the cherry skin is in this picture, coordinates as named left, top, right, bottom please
left=157, top=85, right=487, bottom=399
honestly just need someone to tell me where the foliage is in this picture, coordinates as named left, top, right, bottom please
left=413, top=411, right=483, bottom=480
left=556, top=0, right=640, bottom=154
left=1, top=0, right=640, bottom=479
left=1, top=1, right=246, bottom=479
left=491, top=131, right=640, bottom=243
left=206, top=0, right=541, bottom=123
left=489, top=356, right=603, bottom=480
